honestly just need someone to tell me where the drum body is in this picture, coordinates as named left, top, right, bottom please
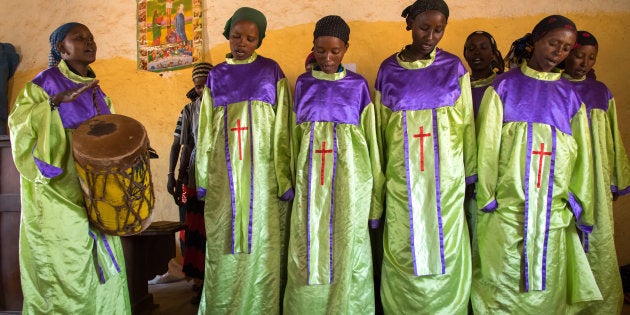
left=73, top=114, right=154, bottom=236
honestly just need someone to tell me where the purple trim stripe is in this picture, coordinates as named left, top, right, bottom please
left=583, top=232, right=590, bottom=252
left=197, top=187, right=207, bottom=199
left=369, top=219, right=380, bottom=229
left=88, top=231, right=107, bottom=284
left=34, top=156, right=63, bottom=178
left=465, top=174, right=478, bottom=185
left=576, top=223, right=593, bottom=252
left=567, top=192, right=583, bottom=221
left=541, top=127, right=557, bottom=291
left=101, top=232, right=121, bottom=273
left=306, top=124, right=315, bottom=284
left=432, top=108, right=446, bottom=274
left=88, top=231, right=106, bottom=283
left=280, top=188, right=295, bottom=201
left=579, top=224, right=593, bottom=234
left=523, top=122, right=533, bottom=292
left=612, top=185, right=630, bottom=196
left=481, top=200, right=498, bottom=213
left=247, top=102, right=254, bottom=254
left=402, top=111, right=419, bottom=275
left=224, top=108, right=237, bottom=254
left=329, top=124, right=338, bottom=284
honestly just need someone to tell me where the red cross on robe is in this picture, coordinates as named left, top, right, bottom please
left=230, top=119, right=248, bottom=160
left=413, top=126, right=432, bottom=171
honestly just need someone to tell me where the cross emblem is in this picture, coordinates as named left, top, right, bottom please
left=230, top=119, right=248, bottom=161
left=532, top=142, right=552, bottom=188
left=413, top=126, right=432, bottom=171
left=315, top=141, right=333, bottom=186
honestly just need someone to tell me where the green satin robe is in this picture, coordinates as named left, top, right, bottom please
left=283, top=69, right=384, bottom=314
left=195, top=53, right=293, bottom=314
left=375, top=52, right=477, bottom=314
left=566, top=75, right=630, bottom=315
left=472, top=64, right=601, bottom=314
left=8, top=61, right=131, bottom=314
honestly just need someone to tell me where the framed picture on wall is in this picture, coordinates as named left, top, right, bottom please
left=136, top=0, right=203, bottom=71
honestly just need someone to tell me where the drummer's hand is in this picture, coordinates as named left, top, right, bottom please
left=51, top=80, right=99, bottom=105
left=167, top=173, right=176, bottom=196
left=174, top=180, right=183, bottom=206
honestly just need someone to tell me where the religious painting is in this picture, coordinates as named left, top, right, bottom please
left=137, top=0, right=203, bottom=71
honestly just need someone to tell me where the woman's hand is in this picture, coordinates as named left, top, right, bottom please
left=51, top=79, right=99, bottom=106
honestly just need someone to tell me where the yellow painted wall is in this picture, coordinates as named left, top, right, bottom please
left=2, top=1, right=630, bottom=264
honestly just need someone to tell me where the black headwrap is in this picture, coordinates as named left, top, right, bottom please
left=49, top=22, right=82, bottom=68
left=402, top=0, right=449, bottom=28
left=503, top=33, right=534, bottom=69
left=313, top=15, right=350, bottom=44
left=222, top=7, right=267, bottom=48
left=575, top=30, right=598, bottom=49
left=531, top=15, right=576, bottom=43
left=464, top=31, right=505, bottom=75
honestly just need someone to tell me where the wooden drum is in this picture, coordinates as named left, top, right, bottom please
left=73, top=114, right=154, bottom=236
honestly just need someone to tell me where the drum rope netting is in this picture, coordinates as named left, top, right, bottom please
left=81, top=151, right=154, bottom=235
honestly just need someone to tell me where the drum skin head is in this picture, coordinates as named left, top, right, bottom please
left=73, top=114, right=149, bottom=168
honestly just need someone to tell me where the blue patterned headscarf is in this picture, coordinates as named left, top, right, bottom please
left=48, top=22, right=82, bottom=68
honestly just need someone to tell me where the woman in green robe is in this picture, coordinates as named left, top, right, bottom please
left=194, top=7, right=293, bottom=314
left=563, top=30, right=630, bottom=315
left=9, top=22, right=130, bottom=314
left=283, top=15, right=384, bottom=314
left=375, top=1, right=477, bottom=313
left=472, top=16, right=602, bottom=314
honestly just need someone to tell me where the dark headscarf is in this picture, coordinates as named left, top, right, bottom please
left=48, top=22, right=82, bottom=68
left=464, top=30, right=505, bottom=74
left=503, top=33, right=534, bottom=69
left=313, top=15, right=350, bottom=44
left=222, top=7, right=267, bottom=48
left=575, top=30, right=598, bottom=49
left=402, top=0, right=449, bottom=27
left=531, top=15, right=576, bottom=43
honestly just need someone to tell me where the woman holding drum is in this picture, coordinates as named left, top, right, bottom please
left=8, top=22, right=132, bottom=314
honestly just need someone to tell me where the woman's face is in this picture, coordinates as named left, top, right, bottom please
left=528, top=27, right=576, bottom=72
left=313, top=36, right=348, bottom=74
left=464, top=34, right=494, bottom=76
left=563, top=45, right=598, bottom=79
left=407, top=10, right=447, bottom=58
left=58, top=24, right=97, bottom=65
left=229, top=20, right=259, bottom=60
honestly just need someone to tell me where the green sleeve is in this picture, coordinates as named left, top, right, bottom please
left=607, top=98, right=630, bottom=194
left=273, top=77, right=294, bottom=200
left=361, top=103, right=385, bottom=224
left=475, top=87, right=503, bottom=211
left=570, top=104, right=595, bottom=227
left=104, top=95, right=115, bottom=114
left=8, top=82, right=68, bottom=184
left=458, top=72, right=478, bottom=181
left=195, top=86, right=213, bottom=199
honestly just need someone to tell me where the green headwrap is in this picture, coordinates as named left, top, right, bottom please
left=222, top=7, right=267, bottom=48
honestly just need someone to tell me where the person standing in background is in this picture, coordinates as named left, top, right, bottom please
left=167, top=62, right=213, bottom=305
left=563, top=30, right=630, bottom=315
